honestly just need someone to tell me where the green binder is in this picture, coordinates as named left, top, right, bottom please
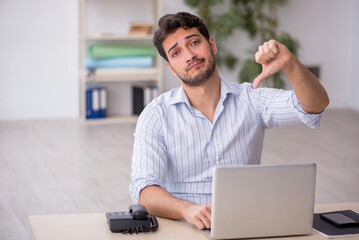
left=89, top=45, right=156, bottom=59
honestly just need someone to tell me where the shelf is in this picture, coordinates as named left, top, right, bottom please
left=81, top=115, right=139, bottom=124
left=78, top=0, right=163, bottom=123
left=83, top=68, right=158, bottom=82
left=85, top=34, right=153, bottom=41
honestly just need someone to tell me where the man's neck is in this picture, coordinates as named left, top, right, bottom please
left=182, top=71, right=221, bottom=123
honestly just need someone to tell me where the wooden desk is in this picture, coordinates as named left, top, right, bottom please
left=30, top=202, right=359, bottom=240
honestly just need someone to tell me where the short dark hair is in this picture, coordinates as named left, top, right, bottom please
left=153, top=12, right=210, bottom=62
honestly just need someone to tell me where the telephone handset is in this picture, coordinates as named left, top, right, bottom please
left=105, top=204, right=158, bottom=234
left=129, top=204, right=148, bottom=220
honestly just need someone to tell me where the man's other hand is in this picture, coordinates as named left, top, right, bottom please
left=182, top=204, right=212, bottom=230
left=253, top=39, right=294, bottom=89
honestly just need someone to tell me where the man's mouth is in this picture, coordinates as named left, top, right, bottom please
left=187, top=59, right=205, bottom=71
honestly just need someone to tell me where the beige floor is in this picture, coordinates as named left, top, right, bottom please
left=0, top=109, right=358, bottom=240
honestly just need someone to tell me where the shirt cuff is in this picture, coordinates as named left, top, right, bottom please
left=292, top=92, right=323, bottom=129
left=129, top=178, right=166, bottom=204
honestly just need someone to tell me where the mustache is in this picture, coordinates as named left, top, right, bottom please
left=186, top=58, right=205, bottom=71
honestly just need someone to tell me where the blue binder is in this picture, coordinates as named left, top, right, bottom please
left=99, top=87, right=107, bottom=118
left=86, top=87, right=107, bottom=119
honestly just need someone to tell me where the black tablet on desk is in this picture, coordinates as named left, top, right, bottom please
left=320, top=211, right=359, bottom=227
left=313, top=210, right=359, bottom=238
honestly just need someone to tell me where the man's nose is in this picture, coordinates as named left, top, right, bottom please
left=185, top=49, right=197, bottom=63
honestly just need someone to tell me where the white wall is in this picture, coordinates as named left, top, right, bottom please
left=0, top=0, right=357, bottom=121
left=276, top=0, right=357, bottom=109
left=0, top=0, right=78, bottom=121
left=349, top=0, right=359, bottom=111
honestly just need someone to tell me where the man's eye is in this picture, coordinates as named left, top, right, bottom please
left=172, top=51, right=179, bottom=57
left=191, top=40, right=199, bottom=46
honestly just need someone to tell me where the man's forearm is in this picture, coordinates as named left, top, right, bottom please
left=138, top=185, right=191, bottom=219
left=283, top=55, right=329, bottom=114
left=139, top=185, right=212, bottom=229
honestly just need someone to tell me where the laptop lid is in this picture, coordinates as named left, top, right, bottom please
left=209, top=163, right=316, bottom=239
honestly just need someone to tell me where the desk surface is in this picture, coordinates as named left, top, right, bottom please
left=30, top=202, right=359, bottom=240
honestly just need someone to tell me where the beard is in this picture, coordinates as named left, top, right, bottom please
left=172, top=50, right=216, bottom=87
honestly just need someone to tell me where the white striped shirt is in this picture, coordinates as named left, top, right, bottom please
left=129, top=78, right=322, bottom=205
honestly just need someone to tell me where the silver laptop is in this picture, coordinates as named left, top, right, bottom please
left=202, top=163, right=316, bottom=239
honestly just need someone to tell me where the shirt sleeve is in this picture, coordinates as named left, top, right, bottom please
left=129, top=102, right=168, bottom=204
left=254, top=87, right=323, bottom=129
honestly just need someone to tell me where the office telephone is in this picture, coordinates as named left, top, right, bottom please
left=105, top=204, right=158, bottom=234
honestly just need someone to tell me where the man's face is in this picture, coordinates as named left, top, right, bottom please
left=163, top=27, right=217, bottom=87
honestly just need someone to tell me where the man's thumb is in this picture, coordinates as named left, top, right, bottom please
left=253, top=71, right=268, bottom=89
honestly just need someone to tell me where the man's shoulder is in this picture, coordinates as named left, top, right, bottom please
left=222, top=80, right=258, bottom=97
left=232, top=82, right=253, bottom=92
left=228, top=81, right=291, bottom=97
left=151, top=87, right=181, bottom=107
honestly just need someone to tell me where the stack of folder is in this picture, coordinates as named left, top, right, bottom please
left=128, top=22, right=152, bottom=35
left=85, top=45, right=156, bottom=69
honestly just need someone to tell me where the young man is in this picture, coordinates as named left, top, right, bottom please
left=129, top=12, right=329, bottom=230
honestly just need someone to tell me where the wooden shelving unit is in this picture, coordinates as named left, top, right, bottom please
left=78, top=0, right=163, bottom=123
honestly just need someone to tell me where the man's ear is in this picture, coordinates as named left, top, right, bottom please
left=166, top=62, right=178, bottom=77
left=209, top=37, right=218, bottom=55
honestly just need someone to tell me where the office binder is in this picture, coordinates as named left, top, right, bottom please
left=144, top=87, right=151, bottom=107
left=86, top=87, right=99, bottom=119
left=132, top=85, right=159, bottom=115
left=86, top=87, right=107, bottom=119
left=99, top=87, right=107, bottom=118
left=132, top=86, right=144, bottom=115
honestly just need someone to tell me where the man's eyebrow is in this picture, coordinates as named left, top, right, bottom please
left=167, top=34, right=201, bottom=55
left=168, top=42, right=178, bottom=55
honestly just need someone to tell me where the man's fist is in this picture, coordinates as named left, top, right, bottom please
left=253, top=39, right=294, bottom=89
left=182, top=204, right=212, bottom=230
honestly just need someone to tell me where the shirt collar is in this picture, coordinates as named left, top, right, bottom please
left=169, top=77, right=240, bottom=106
left=169, top=85, right=191, bottom=107
left=220, top=77, right=240, bottom=99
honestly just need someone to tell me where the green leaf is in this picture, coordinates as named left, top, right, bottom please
left=223, top=53, right=239, bottom=71
left=272, top=72, right=285, bottom=89
left=278, top=32, right=301, bottom=57
left=239, top=58, right=261, bottom=83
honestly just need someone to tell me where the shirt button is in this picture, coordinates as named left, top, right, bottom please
left=210, top=136, right=213, bottom=140
left=212, top=160, right=216, bottom=165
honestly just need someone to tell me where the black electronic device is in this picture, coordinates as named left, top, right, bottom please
left=105, top=204, right=158, bottom=234
left=320, top=210, right=359, bottom=227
